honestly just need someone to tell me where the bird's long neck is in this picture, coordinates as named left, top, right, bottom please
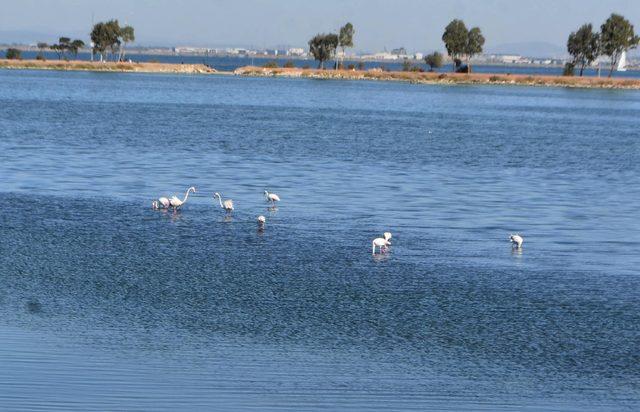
left=182, top=188, right=193, bottom=203
left=217, top=195, right=223, bottom=208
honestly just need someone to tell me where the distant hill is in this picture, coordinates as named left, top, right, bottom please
left=486, top=41, right=566, bottom=58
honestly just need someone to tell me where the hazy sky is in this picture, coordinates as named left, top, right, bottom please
left=1, top=0, right=639, bottom=54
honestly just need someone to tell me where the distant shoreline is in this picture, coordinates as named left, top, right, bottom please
left=2, top=59, right=639, bottom=89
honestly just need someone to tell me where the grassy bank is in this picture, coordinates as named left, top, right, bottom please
left=233, top=66, right=640, bottom=89
left=0, top=59, right=216, bottom=74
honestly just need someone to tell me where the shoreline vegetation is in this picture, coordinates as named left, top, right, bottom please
left=2, top=59, right=640, bottom=89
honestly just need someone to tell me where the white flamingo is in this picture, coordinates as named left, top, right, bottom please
left=264, top=190, right=280, bottom=206
left=169, top=187, right=196, bottom=211
left=152, top=196, right=171, bottom=210
left=372, top=237, right=391, bottom=255
left=257, top=215, right=266, bottom=228
left=214, top=192, right=234, bottom=213
left=509, top=234, right=524, bottom=249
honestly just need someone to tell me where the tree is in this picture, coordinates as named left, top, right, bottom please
left=563, top=62, right=575, bottom=76
left=442, top=19, right=468, bottom=71
left=465, top=27, right=485, bottom=72
left=308, top=33, right=338, bottom=69
left=424, top=51, right=443, bottom=71
left=69, top=40, right=85, bottom=58
left=442, top=19, right=486, bottom=72
left=91, top=19, right=122, bottom=61
left=51, top=37, right=70, bottom=59
left=5, top=48, right=21, bottom=60
left=600, top=13, right=640, bottom=77
left=118, top=25, right=135, bottom=61
left=567, top=24, right=600, bottom=76
left=338, top=22, right=354, bottom=70
left=36, top=42, right=48, bottom=60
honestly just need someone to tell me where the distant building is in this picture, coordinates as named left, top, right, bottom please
left=288, top=48, right=305, bottom=56
left=174, top=47, right=211, bottom=54
left=414, top=52, right=423, bottom=60
left=498, top=54, right=530, bottom=64
left=391, top=47, right=407, bottom=56
left=362, top=52, right=399, bottom=60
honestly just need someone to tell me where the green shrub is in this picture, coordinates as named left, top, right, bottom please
left=283, top=60, right=295, bottom=68
left=5, top=48, right=21, bottom=60
left=562, top=62, right=575, bottom=76
left=263, top=60, right=278, bottom=68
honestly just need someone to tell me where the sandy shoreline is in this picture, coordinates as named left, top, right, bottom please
left=2, top=59, right=639, bottom=89
left=233, top=66, right=640, bottom=89
left=0, top=59, right=216, bottom=74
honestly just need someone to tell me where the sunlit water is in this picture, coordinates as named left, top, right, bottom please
left=1, top=69, right=639, bottom=411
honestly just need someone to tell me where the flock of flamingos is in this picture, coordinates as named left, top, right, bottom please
left=152, top=186, right=525, bottom=254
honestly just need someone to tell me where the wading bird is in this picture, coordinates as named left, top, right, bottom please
left=214, top=192, right=234, bottom=213
left=264, top=190, right=280, bottom=206
left=257, top=215, right=266, bottom=228
left=169, top=187, right=196, bottom=212
left=372, top=237, right=391, bottom=255
left=509, top=234, right=523, bottom=249
left=152, top=196, right=171, bottom=210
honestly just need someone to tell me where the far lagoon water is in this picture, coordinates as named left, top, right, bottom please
left=0, top=69, right=639, bottom=411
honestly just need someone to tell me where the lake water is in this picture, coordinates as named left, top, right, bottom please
left=1, top=69, right=639, bottom=411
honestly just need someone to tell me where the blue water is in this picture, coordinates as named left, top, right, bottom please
left=1, top=69, right=639, bottom=411
left=6, top=50, right=640, bottom=78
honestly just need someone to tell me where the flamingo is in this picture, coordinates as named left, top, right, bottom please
left=264, top=190, right=280, bottom=206
left=152, top=196, right=170, bottom=210
left=213, top=192, right=234, bottom=213
left=383, top=232, right=392, bottom=242
left=509, top=234, right=524, bottom=249
left=372, top=237, right=391, bottom=255
left=257, top=215, right=266, bottom=228
left=169, top=187, right=196, bottom=211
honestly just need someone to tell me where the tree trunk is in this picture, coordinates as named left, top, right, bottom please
left=579, top=64, right=584, bottom=77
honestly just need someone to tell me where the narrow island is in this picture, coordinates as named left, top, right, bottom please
left=2, top=59, right=639, bottom=90
left=0, top=58, right=216, bottom=74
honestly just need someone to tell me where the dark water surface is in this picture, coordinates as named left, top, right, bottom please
left=1, top=70, right=639, bottom=411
